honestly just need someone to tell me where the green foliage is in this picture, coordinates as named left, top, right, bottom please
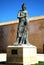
left=0, top=64, right=5, bottom=65
left=0, top=62, right=44, bottom=65
left=31, top=61, right=44, bottom=65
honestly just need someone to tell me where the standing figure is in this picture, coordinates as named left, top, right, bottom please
left=16, top=3, right=29, bottom=44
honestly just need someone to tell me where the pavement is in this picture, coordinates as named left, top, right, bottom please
left=0, top=53, right=44, bottom=62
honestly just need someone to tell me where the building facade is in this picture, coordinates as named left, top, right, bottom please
left=0, top=16, right=44, bottom=53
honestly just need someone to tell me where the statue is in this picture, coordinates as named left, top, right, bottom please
left=7, top=4, right=38, bottom=65
left=16, top=3, right=29, bottom=45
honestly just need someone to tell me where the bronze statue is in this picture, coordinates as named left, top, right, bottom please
left=16, top=3, right=29, bottom=45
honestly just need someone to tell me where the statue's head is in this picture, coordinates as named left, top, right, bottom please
left=22, top=3, right=26, bottom=11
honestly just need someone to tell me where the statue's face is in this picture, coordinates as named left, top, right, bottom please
left=22, top=4, right=26, bottom=11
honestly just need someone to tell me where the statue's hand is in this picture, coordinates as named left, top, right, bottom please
left=24, top=15, right=26, bottom=17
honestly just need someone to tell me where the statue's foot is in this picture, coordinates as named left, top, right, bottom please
left=18, top=43, right=22, bottom=45
left=13, top=41, right=18, bottom=46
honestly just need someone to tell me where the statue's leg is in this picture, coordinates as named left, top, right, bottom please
left=16, top=24, right=21, bottom=44
left=24, top=26, right=28, bottom=44
left=21, top=35, right=24, bottom=44
left=22, top=32, right=26, bottom=44
left=18, top=37, right=22, bottom=44
left=24, top=38, right=26, bottom=44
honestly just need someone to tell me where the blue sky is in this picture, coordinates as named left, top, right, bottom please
left=0, top=0, right=44, bottom=22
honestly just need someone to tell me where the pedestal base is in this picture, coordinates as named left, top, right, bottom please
left=7, top=44, right=38, bottom=65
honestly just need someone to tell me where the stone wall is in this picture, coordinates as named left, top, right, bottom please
left=0, top=16, right=44, bottom=53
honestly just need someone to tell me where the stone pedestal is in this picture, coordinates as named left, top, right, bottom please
left=7, top=44, right=38, bottom=65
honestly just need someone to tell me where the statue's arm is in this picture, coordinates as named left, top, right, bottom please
left=17, top=11, right=24, bottom=18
